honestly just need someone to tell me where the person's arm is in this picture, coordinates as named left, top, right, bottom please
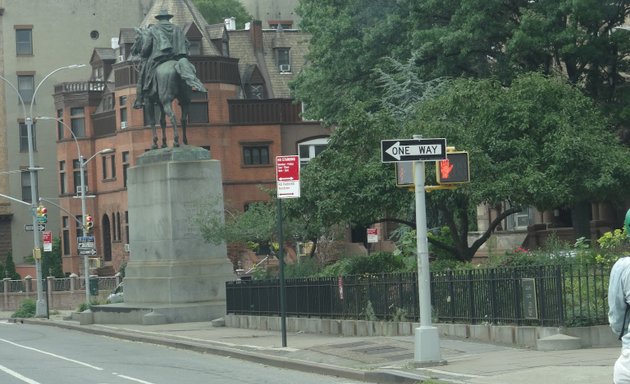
left=609, top=258, right=630, bottom=335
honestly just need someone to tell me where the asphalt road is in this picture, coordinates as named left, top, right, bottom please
left=0, top=321, right=368, bottom=384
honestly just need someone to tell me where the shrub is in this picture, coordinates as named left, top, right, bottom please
left=318, top=252, right=406, bottom=277
left=12, top=298, right=36, bottom=318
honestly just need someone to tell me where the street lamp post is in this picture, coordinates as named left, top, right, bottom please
left=0, top=64, right=85, bottom=317
left=38, top=116, right=112, bottom=305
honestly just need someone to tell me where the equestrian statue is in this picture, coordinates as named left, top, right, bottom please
left=131, top=9, right=207, bottom=149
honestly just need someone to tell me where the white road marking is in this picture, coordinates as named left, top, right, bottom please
left=422, top=367, right=483, bottom=378
left=0, top=364, right=41, bottom=384
left=115, top=373, right=158, bottom=384
left=0, top=338, right=103, bottom=370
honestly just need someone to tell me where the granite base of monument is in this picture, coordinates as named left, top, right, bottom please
left=93, top=146, right=234, bottom=325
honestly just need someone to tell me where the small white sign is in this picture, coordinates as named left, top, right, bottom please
left=367, top=228, right=379, bottom=243
left=277, top=180, right=301, bottom=198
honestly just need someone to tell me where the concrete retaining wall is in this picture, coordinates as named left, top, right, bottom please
left=224, top=314, right=621, bottom=349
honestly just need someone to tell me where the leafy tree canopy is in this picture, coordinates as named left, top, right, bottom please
left=290, top=73, right=630, bottom=261
left=411, top=73, right=630, bottom=211
left=193, top=0, right=252, bottom=28
left=294, top=0, right=630, bottom=128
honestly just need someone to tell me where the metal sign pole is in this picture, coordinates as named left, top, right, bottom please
left=277, top=198, right=287, bottom=347
left=412, top=135, right=443, bottom=364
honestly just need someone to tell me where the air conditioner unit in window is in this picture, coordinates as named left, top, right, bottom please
left=120, top=121, right=127, bottom=129
left=76, top=186, right=88, bottom=195
left=279, top=64, right=291, bottom=73
left=124, top=243, right=130, bottom=253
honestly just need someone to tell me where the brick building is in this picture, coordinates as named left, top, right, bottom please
left=51, top=0, right=328, bottom=276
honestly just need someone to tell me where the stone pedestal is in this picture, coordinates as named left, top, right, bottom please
left=96, top=146, right=234, bottom=324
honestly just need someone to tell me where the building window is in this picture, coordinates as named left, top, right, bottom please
left=56, top=109, right=64, bottom=140
left=73, top=159, right=87, bottom=194
left=116, top=212, right=121, bottom=241
left=189, top=103, right=209, bottom=123
left=119, top=96, right=127, bottom=128
left=76, top=215, right=84, bottom=238
left=62, top=217, right=70, bottom=256
left=15, top=28, right=33, bottom=55
left=222, top=38, right=229, bottom=57
left=506, top=205, right=531, bottom=230
left=189, top=40, right=201, bottom=56
left=125, top=211, right=129, bottom=243
left=18, top=75, right=34, bottom=102
left=243, top=144, right=270, bottom=166
left=122, top=151, right=130, bottom=188
left=112, top=212, right=118, bottom=241
left=246, top=84, right=265, bottom=99
left=92, top=66, right=104, bottom=81
left=188, top=91, right=208, bottom=123
left=21, top=170, right=31, bottom=202
left=269, top=21, right=293, bottom=29
left=102, top=156, right=108, bottom=180
left=143, top=107, right=160, bottom=127
left=19, top=121, right=36, bottom=152
left=59, top=161, right=66, bottom=195
left=276, top=48, right=291, bottom=72
left=110, top=154, right=116, bottom=179
left=71, top=107, right=85, bottom=137
left=298, top=137, right=329, bottom=166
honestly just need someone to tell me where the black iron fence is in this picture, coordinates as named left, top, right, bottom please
left=226, top=263, right=611, bottom=327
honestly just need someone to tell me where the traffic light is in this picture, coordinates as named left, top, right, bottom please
left=85, top=215, right=94, bottom=232
left=436, top=152, right=470, bottom=184
left=36, top=204, right=47, bottom=223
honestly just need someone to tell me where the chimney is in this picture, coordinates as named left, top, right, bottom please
left=224, top=17, right=236, bottom=31
left=250, top=20, right=263, bottom=52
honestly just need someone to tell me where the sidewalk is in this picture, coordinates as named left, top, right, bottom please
left=0, top=310, right=618, bottom=384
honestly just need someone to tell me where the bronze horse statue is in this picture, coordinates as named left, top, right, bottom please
left=131, top=27, right=206, bottom=149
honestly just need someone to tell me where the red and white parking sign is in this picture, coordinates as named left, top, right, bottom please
left=276, top=155, right=300, bottom=198
left=42, top=231, right=52, bottom=252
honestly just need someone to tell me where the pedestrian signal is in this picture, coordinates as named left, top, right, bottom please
left=436, top=152, right=470, bottom=184
left=36, top=204, right=48, bottom=223
left=85, top=215, right=94, bottom=232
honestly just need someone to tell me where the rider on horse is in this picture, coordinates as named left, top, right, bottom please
left=133, top=9, right=195, bottom=109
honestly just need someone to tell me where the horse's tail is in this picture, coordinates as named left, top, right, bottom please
left=175, top=58, right=207, bottom=93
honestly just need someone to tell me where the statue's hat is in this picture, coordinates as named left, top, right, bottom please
left=155, top=9, right=174, bottom=20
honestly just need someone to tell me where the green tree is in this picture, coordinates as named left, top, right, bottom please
left=293, top=0, right=415, bottom=123
left=42, top=238, right=64, bottom=278
left=290, top=73, right=630, bottom=262
left=192, top=0, right=252, bottom=29
left=4, top=250, right=19, bottom=280
left=198, top=199, right=310, bottom=261
left=409, top=0, right=630, bottom=121
left=408, top=73, right=630, bottom=258
left=295, top=0, right=630, bottom=128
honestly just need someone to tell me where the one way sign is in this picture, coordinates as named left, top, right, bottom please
left=381, top=138, right=447, bottom=163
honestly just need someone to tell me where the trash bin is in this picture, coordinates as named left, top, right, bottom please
left=89, top=276, right=98, bottom=296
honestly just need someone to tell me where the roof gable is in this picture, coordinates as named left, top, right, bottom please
left=90, top=48, right=116, bottom=65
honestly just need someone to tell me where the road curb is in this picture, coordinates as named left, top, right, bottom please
left=20, top=318, right=427, bottom=384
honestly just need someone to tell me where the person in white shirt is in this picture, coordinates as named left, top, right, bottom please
left=609, top=256, right=630, bottom=383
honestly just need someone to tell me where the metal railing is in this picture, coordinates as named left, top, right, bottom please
left=2, top=275, right=121, bottom=294
left=226, top=264, right=612, bottom=327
